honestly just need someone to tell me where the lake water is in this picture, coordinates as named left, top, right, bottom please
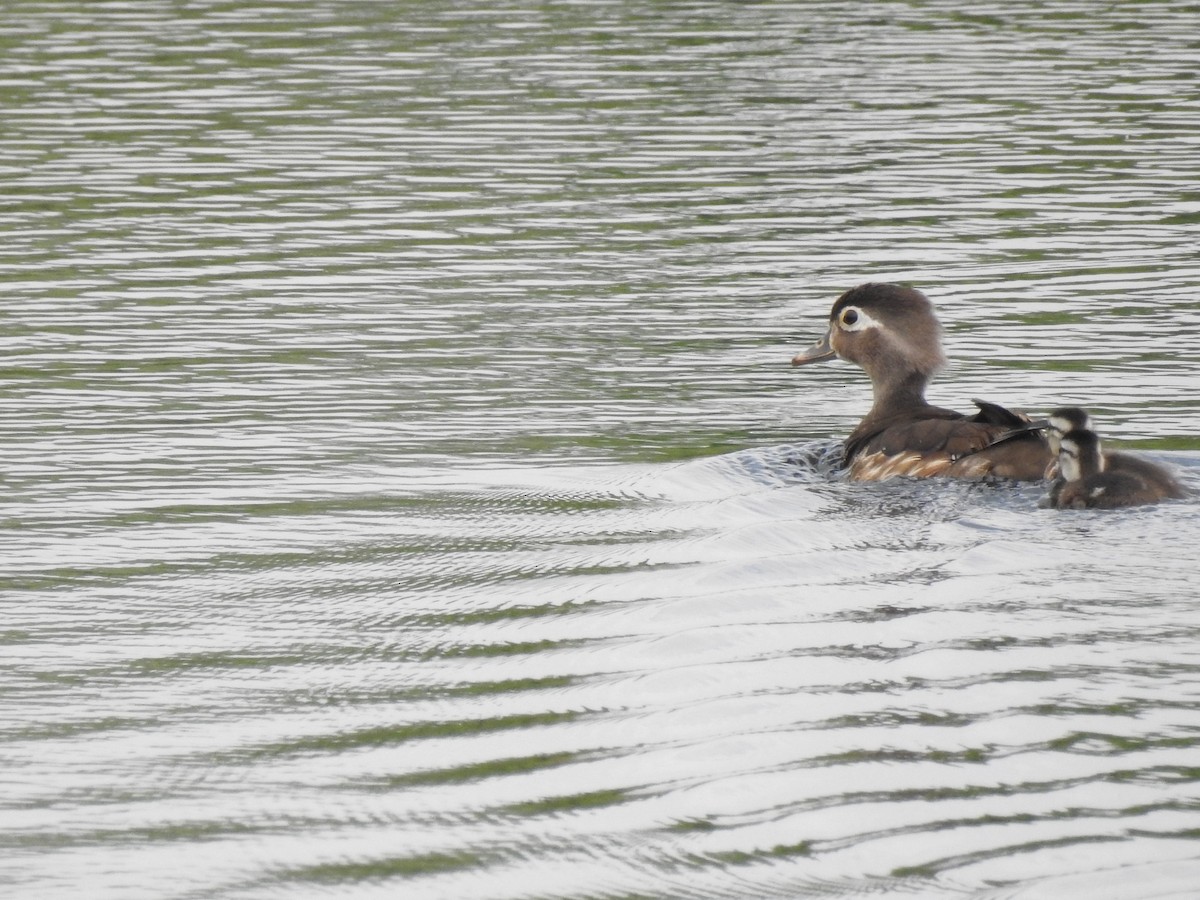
left=3, top=1, right=1200, bottom=898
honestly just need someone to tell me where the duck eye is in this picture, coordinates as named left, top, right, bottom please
left=840, top=308, right=859, bottom=327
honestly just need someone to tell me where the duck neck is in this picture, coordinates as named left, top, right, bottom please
left=870, top=369, right=931, bottom=416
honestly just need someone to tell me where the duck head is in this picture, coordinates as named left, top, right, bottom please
left=792, top=283, right=947, bottom=407
left=1058, top=427, right=1105, bottom=482
left=1046, top=407, right=1092, bottom=454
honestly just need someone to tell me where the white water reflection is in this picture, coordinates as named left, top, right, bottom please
left=2, top=1, right=1200, bottom=899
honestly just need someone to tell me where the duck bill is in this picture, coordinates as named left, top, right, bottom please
left=791, top=329, right=836, bottom=366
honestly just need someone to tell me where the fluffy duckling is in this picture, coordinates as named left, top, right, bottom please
left=1040, top=407, right=1185, bottom=501
left=1051, top=428, right=1178, bottom=509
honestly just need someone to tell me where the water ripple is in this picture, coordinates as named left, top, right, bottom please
left=4, top=1, right=1200, bottom=898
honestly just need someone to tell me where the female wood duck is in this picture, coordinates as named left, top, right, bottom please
left=792, top=283, right=1053, bottom=481
left=1038, top=407, right=1186, bottom=504
left=1051, top=428, right=1177, bottom=509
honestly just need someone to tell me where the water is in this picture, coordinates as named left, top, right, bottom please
left=2, top=1, right=1200, bottom=898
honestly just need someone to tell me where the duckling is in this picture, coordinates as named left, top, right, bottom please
left=1052, top=428, right=1174, bottom=509
left=792, top=283, right=1052, bottom=481
left=1039, top=406, right=1185, bottom=500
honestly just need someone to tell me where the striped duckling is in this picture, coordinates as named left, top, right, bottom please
left=1040, top=407, right=1185, bottom=506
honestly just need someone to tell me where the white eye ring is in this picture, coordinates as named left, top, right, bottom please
left=837, top=306, right=878, bottom=332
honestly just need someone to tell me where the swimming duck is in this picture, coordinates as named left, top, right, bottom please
left=1051, top=427, right=1174, bottom=509
left=792, top=283, right=1052, bottom=481
left=1038, top=407, right=1185, bottom=503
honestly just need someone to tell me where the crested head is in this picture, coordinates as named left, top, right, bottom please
left=1058, top=428, right=1104, bottom=482
left=826, top=283, right=947, bottom=397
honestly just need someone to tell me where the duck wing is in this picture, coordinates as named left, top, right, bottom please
left=970, top=397, right=1032, bottom=428
left=847, top=412, right=1052, bottom=482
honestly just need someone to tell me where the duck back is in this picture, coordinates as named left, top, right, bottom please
left=846, top=407, right=1051, bottom=482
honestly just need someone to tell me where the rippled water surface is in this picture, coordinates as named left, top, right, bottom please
left=4, top=1, right=1200, bottom=898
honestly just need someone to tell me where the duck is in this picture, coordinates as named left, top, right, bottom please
left=1051, top=427, right=1175, bottom=509
left=1036, top=407, right=1186, bottom=505
left=791, top=283, right=1053, bottom=481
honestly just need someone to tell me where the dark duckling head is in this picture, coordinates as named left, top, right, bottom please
left=1056, top=428, right=1104, bottom=483
left=1045, top=407, right=1093, bottom=454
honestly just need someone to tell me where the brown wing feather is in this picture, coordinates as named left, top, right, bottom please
left=848, top=418, right=1051, bottom=482
left=863, top=418, right=994, bottom=459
